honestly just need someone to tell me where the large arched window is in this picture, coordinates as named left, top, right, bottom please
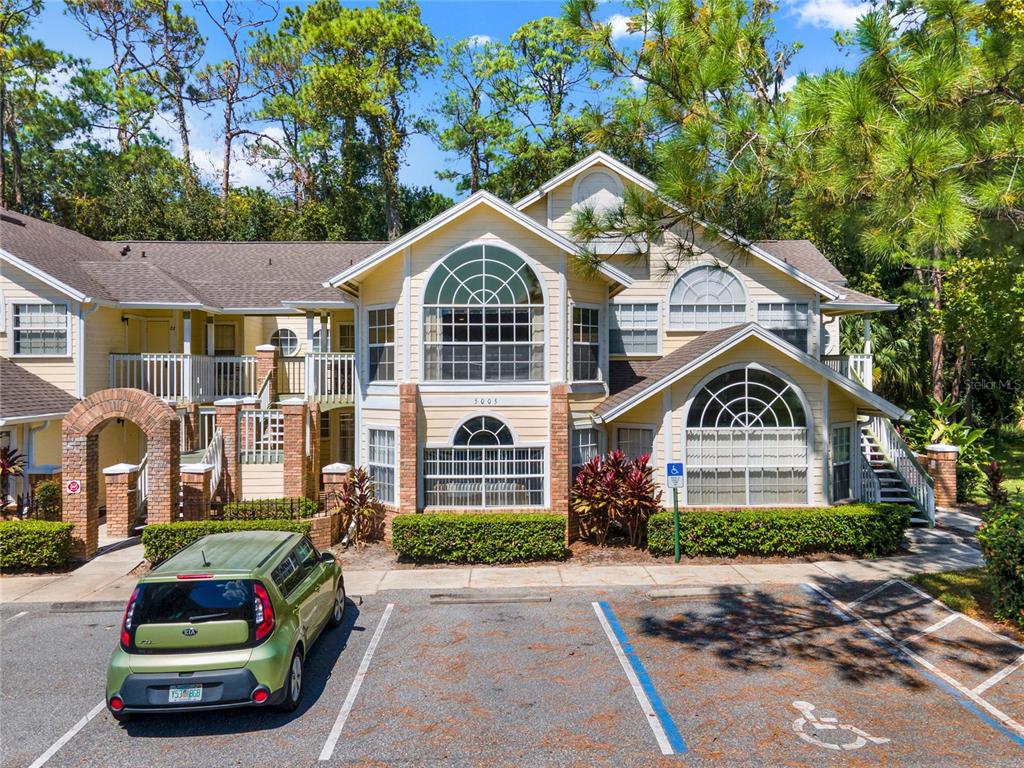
left=573, top=169, right=623, bottom=215
left=423, top=244, right=545, bottom=382
left=423, top=415, right=544, bottom=507
left=668, top=265, right=747, bottom=330
left=685, top=367, right=808, bottom=505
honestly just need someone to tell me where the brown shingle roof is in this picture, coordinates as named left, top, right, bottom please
left=0, top=358, right=79, bottom=422
left=753, top=239, right=847, bottom=286
left=596, top=324, right=752, bottom=418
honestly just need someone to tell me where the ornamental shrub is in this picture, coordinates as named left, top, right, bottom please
left=977, top=503, right=1024, bottom=629
left=0, top=520, right=74, bottom=570
left=33, top=480, right=63, bottom=521
left=572, top=450, right=663, bottom=547
left=327, top=466, right=387, bottom=545
left=142, top=519, right=312, bottom=563
left=222, top=497, right=320, bottom=520
left=647, top=504, right=910, bottom=558
left=391, top=513, right=566, bottom=564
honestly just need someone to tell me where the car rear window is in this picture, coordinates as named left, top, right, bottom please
left=134, top=579, right=253, bottom=626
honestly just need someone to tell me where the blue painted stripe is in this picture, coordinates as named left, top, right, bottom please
left=801, top=584, right=1024, bottom=748
left=597, top=601, right=688, bottom=754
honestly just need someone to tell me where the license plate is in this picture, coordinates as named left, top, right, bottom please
left=168, top=684, right=202, bottom=703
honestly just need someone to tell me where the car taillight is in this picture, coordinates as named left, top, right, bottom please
left=253, top=582, right=274, bottom=642
left=109, top=695, right=125, bottom=712
left=120, top=586, right=140, bottom=650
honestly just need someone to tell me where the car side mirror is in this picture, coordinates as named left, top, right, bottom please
left=320, top=551, right=336, bottom=563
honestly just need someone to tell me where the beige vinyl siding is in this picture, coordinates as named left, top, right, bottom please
left=1, top=262, right=78, bottom=396
left=828, top=385, right=860, bottom=425
left=421, top=403, right=550, bottom=444
left=84, top=307, right=126, bottom=396
left=241, top=463, right=285, bottom=499
left=31, top=419, right=63, bottom=467
left=521, top=198, right=548, bottom=227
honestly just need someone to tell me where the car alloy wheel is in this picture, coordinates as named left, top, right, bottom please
left=328, top=582, right=346, bottom=628
left=289, top=653, right=302, bottom=702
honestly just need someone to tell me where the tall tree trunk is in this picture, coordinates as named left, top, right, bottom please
left=930, top=264, right=944, bottom=401
left=174, top=89, right=191, bottom=171
left=221, top=104, right=233, bottom=203
left=370, top=117, right=402, bottom=239
left=3, top=115, right=23, bottom=207
left=0, top=87, right=7, bottom=207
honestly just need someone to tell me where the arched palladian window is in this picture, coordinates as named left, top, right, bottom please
left=685, top=367, right=808, bottom=505
left=422, top=415, right=544, bottom=508
left=423, top=244, right=545, bottom=382
left=668, top=265, right=747, bottom=330
left=574, top=169, right=623, bottom=216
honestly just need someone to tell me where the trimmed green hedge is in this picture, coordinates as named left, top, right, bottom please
left=0, top=520, right=74, bottom=570
left=392, top=513, right=566, bottom=564
left=978, top=503, right=1024, bottom=629
left=647, top=504, right=910, bottom=558
left=222, top=497, right=320, bottom=520
left=142, top=519, right=312, bottom=563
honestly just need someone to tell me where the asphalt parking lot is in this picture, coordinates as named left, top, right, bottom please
left=1, top=579, right=1021, bottom=767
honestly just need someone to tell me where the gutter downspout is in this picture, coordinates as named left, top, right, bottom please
left=76, top=303, right=99, bottom=399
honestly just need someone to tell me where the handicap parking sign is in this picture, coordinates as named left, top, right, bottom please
left=666, top=462, right=684, bottom=488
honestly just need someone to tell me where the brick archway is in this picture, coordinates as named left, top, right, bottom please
left=62, top=389, right=180, bottom=559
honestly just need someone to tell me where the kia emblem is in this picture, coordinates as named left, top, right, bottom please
left=182, top=627, right=198, bottom=637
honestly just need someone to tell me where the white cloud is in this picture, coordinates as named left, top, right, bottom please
left=794, top=1, right=870, bottom=30
left=465, top=34, right=492, bottom=47
left=629, top=75, right=645, bottom=92
left=780, top=75, right=800, bottom=93
left=604, top=13, right=639, bottom=41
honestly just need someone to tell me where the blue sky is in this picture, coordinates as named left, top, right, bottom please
left=31, top=0, right=873, bottom=199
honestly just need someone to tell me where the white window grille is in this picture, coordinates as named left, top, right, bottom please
left=757, top=302, right=810, bottom=352
left=571, top=427, right=600, bottom=481
left=367, top=309, right=395, bottom=382
left=423, top=244, right=544, bottom=382
left=616, top=427, right=654, bottom=462
left=685, top=367, right=808, bottom=505
left=270, top=328, right=299, bottom=356
left=572, top=307, right=600, bottom=381
left=422, top=416, right=544, bottom=507
left=668, top=266, right=746, bottom=330
left=239, top=410, right=285, bottom=464
left=338, top=411, right=354, bottom=465
left=337, top=324, right=355, bottom=352
left=367, top=428, right=396, bottom=504
left=11, top=303, right=69, bottom=356
left=610, top=303, right=659, bottom=355
left=831, top=425, right=853, bottom=501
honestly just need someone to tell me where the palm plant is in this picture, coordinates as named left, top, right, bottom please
left=1, top=446, right=26, bottom=507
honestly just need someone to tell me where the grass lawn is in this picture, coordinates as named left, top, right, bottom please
left=970, top=426, right=1024, bottom=504
left=908, top=569, right=1022, bottom=640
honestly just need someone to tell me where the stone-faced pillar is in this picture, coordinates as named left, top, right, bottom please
left=398, top=383, right=418, bottom=513
left=102, top=463, right=138, bottom=539
left=62, top=432, right=99, bottom=559
left=322, top=463, right=352, bottom=511
left=926, top=444, right=959, bottom=509
left=549, top=383, right=572, bottom=537
left=180, top=463, right=213, bottom=521
left=214, top=398, right=242, bottom=503
left=281, top=398, right=309, bottom=499
left=180, top=402, right=200, bottom=452
left=255, top=344, right=278, bottom=402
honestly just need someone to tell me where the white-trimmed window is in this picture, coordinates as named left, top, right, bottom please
left=831, top=425, right=853, bottom=501
left=423, top=244, right=545, bottom=382
left=367, top=428, right=396, bottom=504
left=422, top=416, right=545, bottom=507
left=616, top=426, right=654, bottom=462
left=270, top=328, right=298, bottom=356
left=571, top=427, right=600, bottom=481
left=338, top=411, right=354, bottom=465
left=337, top=324, right=355, bottom=352
left=367, top=308, right=395, bottom=383
left=10, top=303, right=69, bottom=356
left=668, top=266, right=746, bottom=330
left=610, top=303, right=659, bottom=355
left=685, top=367, right=808, bottom=505
left=758, top=302, right=810, bottom=352
left=572, top=306, right=600, bottom=381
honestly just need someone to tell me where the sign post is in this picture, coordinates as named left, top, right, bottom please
left=666, top=463, right=684, bottom=564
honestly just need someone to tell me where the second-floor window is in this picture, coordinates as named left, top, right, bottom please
left=668, top=265, right=746, bottom=331
left=10, top=303, right=69, bottom=356
left=757, top=302, right=810, bottom=352
left=610, top=303, right=659, bottom=355
left=367, top=308, right=395, bottom=382
left=423, top=244, right=544, bottom=382
left=572, top=307, right=600, bottom=381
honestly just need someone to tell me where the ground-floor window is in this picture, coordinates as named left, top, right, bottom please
left=367, top=428, right=396, bottom=504
left=616, top=426, right=654, bottom=462
left=831, top=425, right=853, bottom=501
left=338, top=411, right=354, bottom=465
left=685, top=367, right=808, bottom=505
left=422, top=416, right=544, bottom=507
left=571, top=427, right=600, bottom=481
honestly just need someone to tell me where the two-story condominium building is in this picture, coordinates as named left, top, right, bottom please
left=1, top=153, right=934, bottom=553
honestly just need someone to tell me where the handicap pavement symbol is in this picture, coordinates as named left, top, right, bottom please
left=792, top=701, right=891, bottom=752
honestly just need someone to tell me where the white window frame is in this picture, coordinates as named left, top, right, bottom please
left=571, top=304, right=602, bottom=383
left=8, top=300, right=71, bottom=357
left=757, top=302, right=811, bottom=352
left=269, top=328, right=299, bottom=356
left=336, top=323, right=355, bottom=353
left=366, top=305, right=396, bottom=384
left=615, top=423, right=657, bottom=466
left=830, top=422, right=855, bottom=502
left=609, top=301, right=661, bottom=357
left=312, top=327, right=331, bottom=353
left=366, top=426, right=396, bottom=505
left=571, top=426, right=601, bottom=480
left=667, top=265, right=747, bottom=331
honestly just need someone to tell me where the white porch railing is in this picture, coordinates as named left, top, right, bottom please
left=135, top=454, right=149, bottom=519
left=858, top=451, right=882, bottom=503
left=822, top=354, right=874, bottom=390
left=865, top=415, right=935, bottom=524
left=239, top=409, right=284, bottom=464
left=110, top=354, right=258, bottom=401
left=305, top=353, right=356, bottom=402
left=200, top=427, right=225, bottom=499
left=276, top=356, right=305, bottom=394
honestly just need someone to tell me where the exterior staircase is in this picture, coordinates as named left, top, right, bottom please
left=858, top=417, right=936, bottom=526
left=860, top=426, right=916, bottom=504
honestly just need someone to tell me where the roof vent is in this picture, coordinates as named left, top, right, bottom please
left=120, top=244, right=131, bottom=256
left=141, top=250, right=146, bottom=259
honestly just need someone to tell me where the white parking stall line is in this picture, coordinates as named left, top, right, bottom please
left=319, top=602, right=394, bottom=762
left=974, top=653, right=1024, bottom=696
left=804, top=583, right=1024, bottom=741
left=899, top=613, right=961, bottom=647
left=6, top=610, right=29, bottom=622
left=27, top=700, right=106, bottom=768
left=847, top=579, right=898, bottom=609
left=897, top=580, right=1024, bottom=651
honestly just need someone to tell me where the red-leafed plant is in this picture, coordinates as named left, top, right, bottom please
left=329, top=466, right=387, bottom=546
left=571, top=450, right=663, bottom=547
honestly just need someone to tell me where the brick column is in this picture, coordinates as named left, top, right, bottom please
left=62, top=432, right=99, bottom=559
left=398, top=383, right=418, bottom=513
left=181, top=463, right=213, bottom=521
left=281, top=398, right=309, bottom=499
left=255, top=344, right=277, bottom=402
left=549, top=384, right=572, bottom=538
left=322, top=463, right=352, bottom=510
left=307, top=401, right=322, bottom=496
left=926, top=444, right=959, bottom=509
left=240, top=396, right=258, bottom=411
left=102, top=463, right=138, bottom=539
left=214, top=398, right=241, bottom=503
left=180, top=402, right=200, bottom=452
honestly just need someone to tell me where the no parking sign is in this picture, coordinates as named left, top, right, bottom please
left=66, top=479, right=81, bottom=494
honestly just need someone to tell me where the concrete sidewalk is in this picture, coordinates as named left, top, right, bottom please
left=0, top=526, right=982, bottom=605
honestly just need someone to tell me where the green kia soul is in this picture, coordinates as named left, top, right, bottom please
left=106, top=530, right=345, bottom=720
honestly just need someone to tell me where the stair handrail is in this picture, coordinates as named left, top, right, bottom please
left=135, top=454, right=149, bottom=518
left=867, top=415, right=935, bottom=525
left=858, top=448, right=882, bottom=503
left=256, top=370, right=273, bottom=409
left=200, top=427, right=225, bottom=500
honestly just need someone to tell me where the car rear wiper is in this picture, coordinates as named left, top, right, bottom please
left=187, top=612, right=231, bottom=622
